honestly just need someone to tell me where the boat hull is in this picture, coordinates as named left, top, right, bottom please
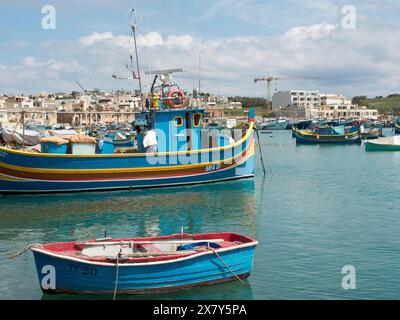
left=360, top=129, right=383, bottom=140
left=32, top=244, right=256, bottom=294
left=0, top=125, right=255, bottom=194
left=0, top=156, right=254, bottom=194
left=295, top=130, right=361, bottom=144
left=365, top=142, right=400, bottom=151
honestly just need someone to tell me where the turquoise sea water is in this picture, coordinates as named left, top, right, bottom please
left=1, top=129, right=400, bottom=300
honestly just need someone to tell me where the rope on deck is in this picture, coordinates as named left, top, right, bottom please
left=113, top=253, right=120, bottom=300
left=208, top=247, right=244, bottom=284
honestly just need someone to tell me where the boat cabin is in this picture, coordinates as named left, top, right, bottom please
left=134, top=108, right=205, bottom=153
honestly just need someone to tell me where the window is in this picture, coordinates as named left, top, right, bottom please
left=173, top=116, right=183, bottom=126
left=193, top=113, right=202, bottom=127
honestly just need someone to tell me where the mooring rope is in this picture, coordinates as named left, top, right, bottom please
left=255, top=128, right=274, bottom=177
left=113, top=253, right=120, bottom=300
left=254, top=128, right=266, bottom=176
left=208, top=247, right=244, bottom=284
left=0, top=244, right=36, bottom=259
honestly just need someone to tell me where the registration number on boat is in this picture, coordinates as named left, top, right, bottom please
left=205, top=164, right=221, bottom=172
left=69, top=263, right=98, bottom=276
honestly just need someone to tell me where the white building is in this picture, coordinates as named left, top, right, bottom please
left=319, top=93, right=378, bottom=120
left=320, top=94, right=352, bottom=106
left=110, top=94, right=141, bottom=110
left=227, top=102, right=242, bottom=109
left=0, top=96, right=5, bottom=109
left=272, top=90, right=321, bottom=118
left=319, top=104, right=378, bottom=120
left=272, top=90, right=320, bottom=109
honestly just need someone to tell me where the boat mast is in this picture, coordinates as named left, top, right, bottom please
left=130, top=9, right=143, bottom=109
left=198, top=52, right=201, bottom=105
left=22, top=110, right=25, bottom=149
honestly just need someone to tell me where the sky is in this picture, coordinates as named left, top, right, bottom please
left=0, top=0, right=400, bottom=98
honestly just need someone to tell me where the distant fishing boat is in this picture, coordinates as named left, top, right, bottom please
left=291, top=120, right=320, bottom=138
left=359, top=128, right=383, bottom=140
left=294, top=125, right=361, bottom=144
left=259, top=118, right=289, bottom=130
left=365, top=136, right=400, bottom=151
left=359, top=125, right=383, bottom=140
left=103, top=132, right=134, bottom=147
left=395, top=117, right=400, bottom=134
left=31, top=232, right=258, bottom=295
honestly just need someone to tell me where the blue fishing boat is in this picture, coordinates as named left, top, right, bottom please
left=395, top=117, right=400, bottom=135
left=295, top=125, right=361, bottom=144
left=259, top=118, right=290, bottom=130
left=0, top=71, right=255, bottom=194
left=359, top=123, right=383, bottom=140
left=102, top=131, right=134, bottom=147
left=31, top=232, right=258, bottom=295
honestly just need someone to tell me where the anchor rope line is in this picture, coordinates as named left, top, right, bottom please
left=113, top=253, right=120, bottom=300
left=208, top=247, right=244, bottom=284
left=1, top=244, right=37, bottom=259
left=255, top=127, right=271, bottom=176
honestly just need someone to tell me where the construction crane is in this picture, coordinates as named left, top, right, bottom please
left=254, top=74, right=332, bottom=101
left=76, top=81, right=87, bottom=93
left=254, top=74, right=280, bottom=101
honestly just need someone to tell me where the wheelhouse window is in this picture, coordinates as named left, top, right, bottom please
left=193, top=113, right=202, bottom=127
left=174, top=116, right=183, bottom=126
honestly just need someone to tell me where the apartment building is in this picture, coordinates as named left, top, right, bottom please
left=319, top=104, right=378, bottom=120
left=272, top=90, right=321, bottom=110
left=320, top=94, right=352, bottom=106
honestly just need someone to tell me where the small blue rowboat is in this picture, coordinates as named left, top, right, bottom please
left=31, top=232, right=257, bottom=295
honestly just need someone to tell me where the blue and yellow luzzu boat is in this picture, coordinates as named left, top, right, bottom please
left=359, top=127, right=383, bottom=140
left=294, top=125, right=361, bottom=144
left=31, top=232, right=258, bottom=295
left=0, top=107, right=255, bottom=194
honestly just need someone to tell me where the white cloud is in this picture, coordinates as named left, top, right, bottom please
left=165, top=35, right=194, bottom=50
left=137, top=32, right=164, bottom=47
left=283, top=23, right=336, bottom=42
left=22, top=56, right=37, bottom=67
left=79, top=32, right=114, bottom=46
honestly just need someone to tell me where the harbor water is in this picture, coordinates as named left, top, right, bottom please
left=1, top=129, right=400, bottom=299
